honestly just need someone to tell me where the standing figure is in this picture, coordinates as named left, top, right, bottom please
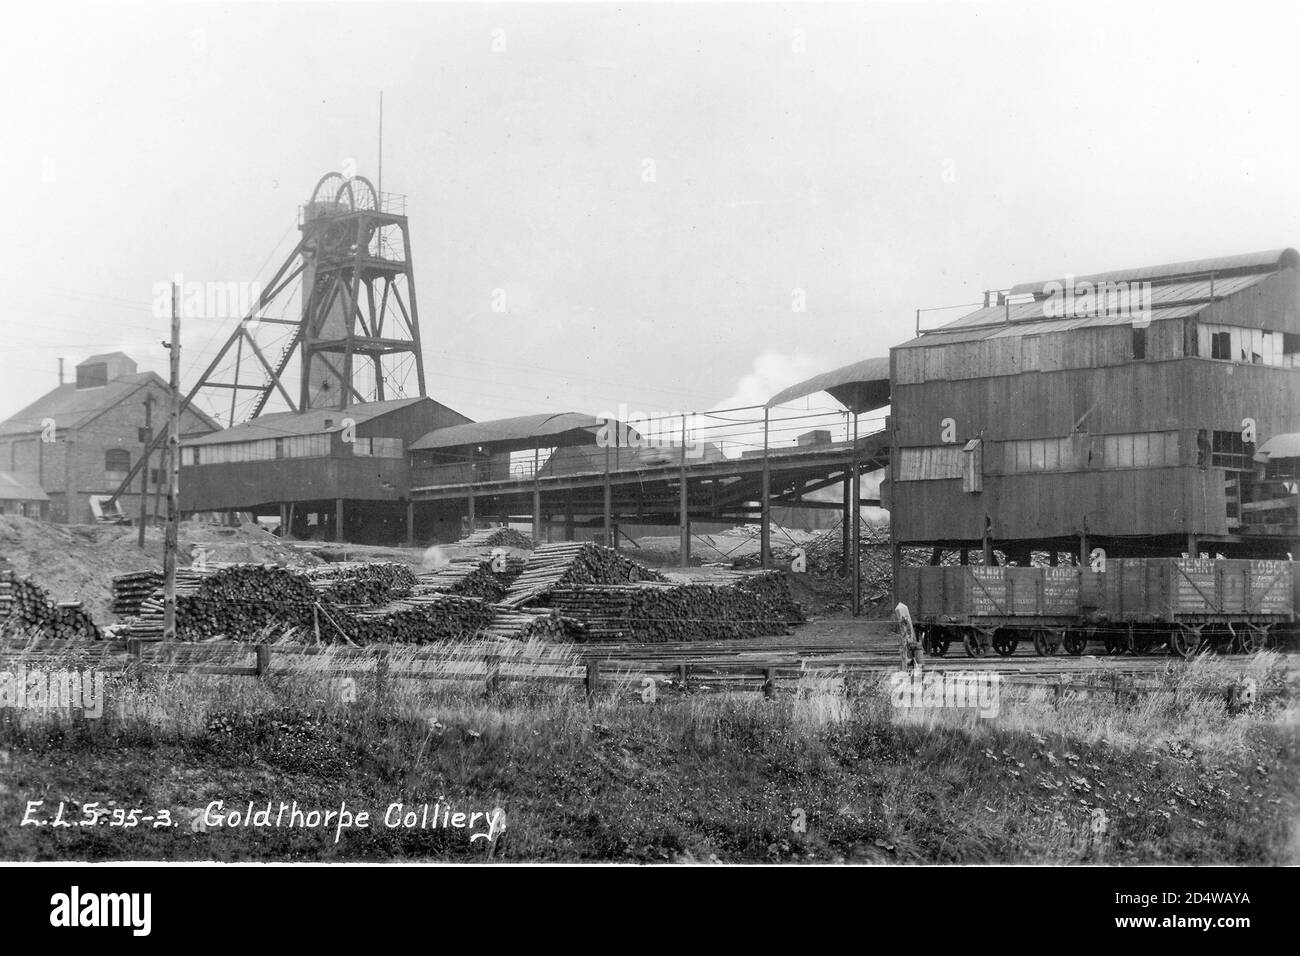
left=895, top=601, right=924, bottom=674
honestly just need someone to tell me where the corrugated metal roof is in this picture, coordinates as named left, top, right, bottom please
left=0, top=471, right=49, bottom=501
left=765, top=356, right=891, bottom=412
left=1007, top=248, right=1298, bottom=296
left=896, top=263, right=1283, bottom=349
left=538, top=440, right=728, bottom=476
left=898, top=305, right=1208, bottom=349
left=184, top=398, right=427, bottom=446
left=410, top=412, right=604, bottom=451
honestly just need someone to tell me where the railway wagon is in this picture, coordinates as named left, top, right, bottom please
left=897, top=558, right=1296, bottom=659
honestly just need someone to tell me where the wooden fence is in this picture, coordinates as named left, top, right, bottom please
left=0, top=635, right=1258, bottom=707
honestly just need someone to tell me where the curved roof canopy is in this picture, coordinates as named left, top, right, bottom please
left=1254, top=432, right=1300, bottom=462
left=765, top=356, right=890, bottom=413
left=1007, top=248, right=1298, bottom=297
left=411, top=412, right=605, bottom=452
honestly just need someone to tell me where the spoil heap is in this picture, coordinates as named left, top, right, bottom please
left=734, top=521, right=946, bottom=607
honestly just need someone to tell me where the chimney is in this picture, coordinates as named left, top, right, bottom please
left=58, top=358, right=64, bottom=385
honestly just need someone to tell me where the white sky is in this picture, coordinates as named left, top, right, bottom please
left=2, top=0, right=1299, bottom=428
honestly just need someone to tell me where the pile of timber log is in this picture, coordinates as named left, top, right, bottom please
left=0, top=571, right=102, bottom=639
left=114, top=568, right=212, bottom=638
left=546, top=571, right=803, bottom=643
left=122, top=564, right=319, bottom=641
left=498, top=542, right=667, bottom=609
left=306, top=562, right=416, bottom=605
left=111, top=570, right=164, bottom=616
left=458, top=527, right=536, bottom=550
left=414, top=558, right=511, bottom=602
left=349, top=593, right=496, bottom=645
left=482, top=607, right=585, bottom=641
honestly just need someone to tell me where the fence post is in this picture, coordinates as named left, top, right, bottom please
left=126, top=638, right=143, bottom=667
left=375, top=646, right=389, bottom=703
left=484, top=653, right=501, bottom=699
left=677, top=664, right=689, bottom=692
left=255, top=644, right=272, bottom=678
left=584, top=661, right=600, bottom=706
left=763, top=667, right=776, bottom=699
left=1053, top=677, right=1064, bottom=709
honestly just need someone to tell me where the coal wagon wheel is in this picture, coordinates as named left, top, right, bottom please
left=1168, top=625, right=1201, bottom=660
left=1200, top=625, right=1235, bottom=655
left=963, top=629, right=989, bottom=659
left=1102, top=631, right=1128, bottom=655
left=922, top=626, right=950, bottom=657
left=991, top=628, right=1019, bottom=657
left=1032, top=628, right=1060, bottom=657
left=1234, top=624, right=1269, bottom=654
left=1062, top=629, right=1089, bottom=656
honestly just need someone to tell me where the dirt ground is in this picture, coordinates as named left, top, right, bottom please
left=0, top=516, right=877, bottom=628
left=0, top=516, right=319, bottom=622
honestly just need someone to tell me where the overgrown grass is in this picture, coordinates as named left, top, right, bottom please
left=0, top=647, right=1294, bottom=863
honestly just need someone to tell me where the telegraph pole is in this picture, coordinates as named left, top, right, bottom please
left=137, top=392, right=155, bottom=548
left=163, top=284, right=181, bottom=641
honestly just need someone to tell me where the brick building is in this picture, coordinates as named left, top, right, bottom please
left=0, top=352, right=219, bottom=523
left=0, top=471, right=48, bottom=518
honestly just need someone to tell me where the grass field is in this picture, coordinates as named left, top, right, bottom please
left=0, top=647, right=1295, bottom=864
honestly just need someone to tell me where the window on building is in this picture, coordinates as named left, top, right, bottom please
left=998, top=437, right=1073, bottom=474
left=1210, top=331, right=1232, bottom=360
left=1200, top=324, right=1289, bottom=366
left=1211, top=430, right=1251, bottom=470
left=1091, top=432, right=1181, bottom=469
left=105, top=448, right=131, bottom=482
left=279, top=434, right=330, bottom=458
left=993, top=432, right=1180, bottom=473
left=1131, top=326, right=1147, bottom=360
left=1285, top=333, right=1300, bottom=368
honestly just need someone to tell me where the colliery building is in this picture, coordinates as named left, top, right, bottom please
left=178, top=396, right=471, bottom=542
left=884, top=248, right=1300, bottom=562
left=0, top=352, right=218, bottom=523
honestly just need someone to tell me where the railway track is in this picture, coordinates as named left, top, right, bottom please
left=571, top=620, right=1285, bottom=681
left=2, top=618, right=1288, bottom=697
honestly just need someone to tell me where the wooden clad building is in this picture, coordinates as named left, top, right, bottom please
left=179, top=397, right=471, bottom=543
left=885, top=248, right=1300, bottom=559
